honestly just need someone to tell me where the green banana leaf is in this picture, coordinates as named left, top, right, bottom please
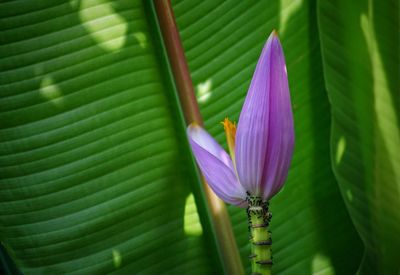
left=0, top=0, right=398, bottom=274
left=172, top=0, right=362, bottom=274
left=0, top=1, right=219, bottom=274
left=318, top=0, right=400, bottom=273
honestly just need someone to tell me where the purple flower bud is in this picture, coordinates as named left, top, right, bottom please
left=187, top=31, right=294, bottom=205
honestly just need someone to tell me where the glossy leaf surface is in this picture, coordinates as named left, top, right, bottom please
left=0, top=1, right=217, bottom=274
left=318, top=0, right=400, bottom=273
left=173, top=0, right=363, bottom=274
left=0, top=0, right=398, bottom=274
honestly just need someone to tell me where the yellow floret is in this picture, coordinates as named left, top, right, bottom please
left=221, top=118, right=236, bottom=164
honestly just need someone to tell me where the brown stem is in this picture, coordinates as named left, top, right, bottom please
left=153, top=1, right=244, bottom=274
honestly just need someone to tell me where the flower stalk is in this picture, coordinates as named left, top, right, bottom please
left=247, top=195, right=272, bottom=275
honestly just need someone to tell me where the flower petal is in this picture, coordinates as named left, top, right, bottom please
left=235, top=33, right=274, bottom=196
left=261, top=35, right=294, bottom=200
left=235, top=31, right=294, bottom=199
left=187, top=123, right=233, bottom=169
left=187, top=124, right=247, bottom=206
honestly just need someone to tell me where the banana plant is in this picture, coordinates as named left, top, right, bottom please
left=0, top=0, right=398, bottom=274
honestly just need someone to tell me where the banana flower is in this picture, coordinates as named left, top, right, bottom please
left=187, top=31, right=294, bottom=275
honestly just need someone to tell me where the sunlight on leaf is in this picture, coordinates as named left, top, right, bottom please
left=112, top=249, right=122, bottom=268
left=39, top=76, right=64, bottom=106
left=319, top=0, right=400, bottom=271
left=346, top=189, right=353, bottom=203
left=79, top=1, right=127, bottom=52
left=279, top=0, right=303, bottom=35
left=335, top=136, right=346, bottom=165
left=133, top=32, right=148, bottom=49
left=70, top=0, right=79, bottom=9
left=312, top=253, right=334, bottom=275
left=184, top=193, right=203, bottom=236
left=196, top=79, right=213, bottom=104
left=360, top=11, right=400, bottom=187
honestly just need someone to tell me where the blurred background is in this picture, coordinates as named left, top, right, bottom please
left=0, top=0, right=398, bottom=274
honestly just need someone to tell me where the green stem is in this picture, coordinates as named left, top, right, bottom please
left=247, top=195, right=272, bottom=275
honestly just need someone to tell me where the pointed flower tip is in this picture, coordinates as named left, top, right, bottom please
left=269, top=30, right=282, bottom=47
